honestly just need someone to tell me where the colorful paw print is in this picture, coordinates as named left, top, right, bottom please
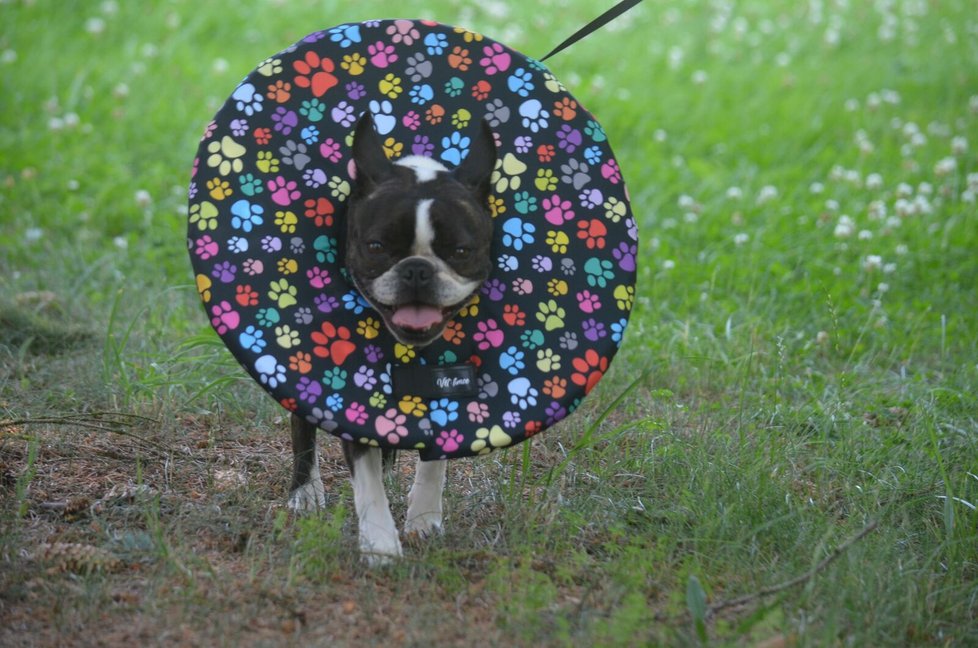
left=536, top=300, right=566, bottom=331
left=470, top=425, right=513, bottom=455
left=398, top=395, right=427, bottom=417
left=310, top=322, right=355, bottom=364
left=436, top=429, right=462, bottom=453
left=292, top=51, right=338, bottom=97
left=375, top=407, right=409, bottom=444
left=268, top=278, right=297, bottom=308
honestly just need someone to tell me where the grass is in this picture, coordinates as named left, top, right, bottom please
left=1, top=0, right=976, bottom=645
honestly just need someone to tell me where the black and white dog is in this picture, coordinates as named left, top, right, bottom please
left=287, top=114, right=497, bottom=565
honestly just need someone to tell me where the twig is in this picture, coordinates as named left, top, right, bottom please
left=708, top=519, right=880, bottom=616
left=0, top=411, right=169, bottom=454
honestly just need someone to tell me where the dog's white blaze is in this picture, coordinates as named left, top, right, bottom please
left=395, top=155, right=448, bottom=183
left=350, top=448, right=402, bottom=564
left=412, top=199, right=436, bottom=257
left=405, top=458, right=447, bottom=536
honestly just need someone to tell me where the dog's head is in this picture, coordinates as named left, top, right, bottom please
left=345, top=114, right=497, bottom=347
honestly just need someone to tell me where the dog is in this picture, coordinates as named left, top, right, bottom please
left=287, top=113, right=498, bottom=565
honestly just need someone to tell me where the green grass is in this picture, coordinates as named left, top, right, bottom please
left=2, top=0, right=976, bottom=645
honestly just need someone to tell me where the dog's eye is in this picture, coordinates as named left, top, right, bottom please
left=367, top=241, right=385, bottom=254
left=453, top=246, right=471, bottom=259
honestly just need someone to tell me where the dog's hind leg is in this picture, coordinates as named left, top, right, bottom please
left=288, top=413, right=326, bottom=512
left=405, top=458, right=446, bottom=538
left=343, top=440, right=402, bottom=565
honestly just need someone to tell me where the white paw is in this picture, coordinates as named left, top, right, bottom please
left=360, top=529, right=403, bottom=567
left=404, top=510, right=443, bottom=538
left=287, top=481, right=325, bottom=512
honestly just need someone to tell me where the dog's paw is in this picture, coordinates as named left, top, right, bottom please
left=287, top=481, right=325, bottom=513
left=359, top=533, right=403, bottom=567
left=404, top=512, right=443, bottom=540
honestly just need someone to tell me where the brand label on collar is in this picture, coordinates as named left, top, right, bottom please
left=391, top=363, right=478, bottom=399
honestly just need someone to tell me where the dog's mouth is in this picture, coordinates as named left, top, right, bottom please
left=374, top=300, right=467, bottom=346
left=352, top=275, right=469, bottom=346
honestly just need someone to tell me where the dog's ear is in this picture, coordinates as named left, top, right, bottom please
left=452, top=119, right=497, bottom=203
left=352, top=113, right=394, bottom=192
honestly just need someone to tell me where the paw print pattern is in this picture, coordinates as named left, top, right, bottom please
left=188, top=19, right=635, bottom=460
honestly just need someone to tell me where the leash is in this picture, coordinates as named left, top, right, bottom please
left=539, top=0, right=644, bottom=62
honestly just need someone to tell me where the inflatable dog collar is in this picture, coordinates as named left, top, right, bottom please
left=188, top=19, right=637, bottom=460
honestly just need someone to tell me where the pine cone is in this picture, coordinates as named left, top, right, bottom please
left=35, top=542, right=122, bottom=574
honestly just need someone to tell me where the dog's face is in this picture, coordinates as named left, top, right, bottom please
left=345, top=115, right=498, bottom=347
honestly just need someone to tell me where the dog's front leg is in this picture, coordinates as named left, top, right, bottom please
left=405, top=458, right=446, bottom=537
left=343, top=441, right=402, bottom=565
left=288, top=413, right=325, bottom=511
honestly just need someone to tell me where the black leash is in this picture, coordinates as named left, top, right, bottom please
left=539, top=0, right=644, bottom=62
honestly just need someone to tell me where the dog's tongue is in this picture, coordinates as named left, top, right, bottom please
left=391, top=305, right=443, bottom=331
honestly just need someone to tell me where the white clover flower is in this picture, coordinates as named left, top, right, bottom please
left=866, top=92, right=882, bottom=109
left=757, top=185, right=778, bottom=204
left=951, top=136, right=968, bottom=155
left=834, top=215, right=855, bottom=238
left=63, top=112, right=79, bottom=128
left=113, top=236, right=128, bottom=250
left=135, top=189, right=152, bottom=207
left=662, top=259, right=676, bottom=270
left=896, top=182, right=914, bottom=198
left=902, top=121, right=920, bottom=137
left=863, top=255, right=883, bottom=271
left=894, top=198, right=914, bottom=217
left=691, top=70, right=708, bottom=85
left=654, top=129, right=668, bottom=142
left=212, top=58, right=229, bottom=74
left=858, top=229, right=873, bottom=240
left=917, top=181, right=933, bottom=196
left=845, top=169, right=862, bottom=185
left=683, top=212, right=699, bottom=224
left=24, top=227, right=44, bottom=243
left=48, top=117, right=65, bottom=131
left=895, top=244, right=909, bottom=255
left=868, top=200, right=887, bottom=220
left=883, top=262, right=897, bottom=274
left=668, top=46, right=684, bottom=69
left=678, top=194, right=696, bottom=209
left=844, top=98, right=859, bottom=112
left=910, top=132, right=927, bottom=148
left=829, top=164, right=845, bottom=181
left=101, top=0, right=119, bottom=15
left=816, top=331, right=830, bottom=345
left=866, top=173, right=884, bottom=190
left=67, top=179, right=80, bottom=191
left=885, top=216, right=902, bottom=229
left=970, top=95, right=978, bottom=114
left=1, top=49, right=16, bottom=64
left=913, top=195, right=933, bottom=215
left=775, top=52, right=791, bottom=67
left=934, top=157, right=957, bottom=177
left=733, top=232, right=749, bottom=246
left=890, top=117, right=903, bottom=130
left=968, top=173, right=978, bottom=191
left=881, top=89, right=901, bottom=104
left=113, top=82, right=129, bottom=99
left=825, top=199, right=840, bottom=212
left=963, top=189, right=976, bottom=204
left=85, top=17, right=106, bottom=35
left=726, top=186, right=743, bottom=200
left=927, top=121, right=950, bottom=137
left=878, top=282, right=890, bottom=293
left=809, top=181, right=825, bottom=194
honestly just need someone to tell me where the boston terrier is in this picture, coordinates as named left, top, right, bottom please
left=287, top=114, right=497, bottom=565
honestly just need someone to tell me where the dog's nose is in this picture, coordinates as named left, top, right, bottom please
left=398, top=258, right=435, bottom=288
